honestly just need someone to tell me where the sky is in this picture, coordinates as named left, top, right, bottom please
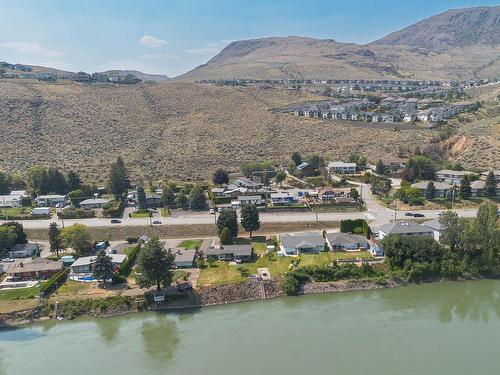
left=0, top=0, right=498, bottom=77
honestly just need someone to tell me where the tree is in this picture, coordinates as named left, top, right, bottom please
left=177, top=192, right=188, bottom=209
left=109, top=157, right=130, bottom=197
left=0, top=172, right=11, bottom=195
left=425, top=181, right=436, bottom=200
left=189, top=185, right=206, bottom=210
left=275, top=170, right=286, bottom=187
left=161, top=187, right=175, bottom=207
left=304, top=154, right=325, bottom=170
left=60, top=224, right=93, bottom=256
left=92, top=250, right=114, bottom=283
left=0, top=226, right=17, bottom=256
left=484, top=171, right=496, bottom=197
left=135, top=237, right=175, bottom=291
left=459, top=175, right=472, bottom=199
left=216, top=209, right=238, bottom=241
left=27, top=166, right=50, bottom=195
left=281, top=274, right=301, bottom=295
left=375, top=160, right=386, bottom=175
left=136, top=186, right=147, bottom=210
left=48, top=222, right=63, bottom=258
left=350, top=187, right=359, bottom=200
left=1, top=221, right=27, bottom=244
left=66, top=170, right=82, bottom=191
left=438, top=211, right=464, bottom=253
left=212, top=169, right=229, bottom=185
left=241, top=204, right=260, bottom=238
left=219, top=227, right=232, bottom=245
left=68, top=189, right=86, bottom=207
left=46, top=168, right=67, bottom=194
left=404, top=155, right=436, bottom=182
left=291, top=152, right=302, bottom=166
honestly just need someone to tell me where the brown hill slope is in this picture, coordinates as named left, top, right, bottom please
left=373, top=6, right=500, bottom=51
left=0, top=79, right=448, bottom=183
left=176, top=7, right=500, bottom=81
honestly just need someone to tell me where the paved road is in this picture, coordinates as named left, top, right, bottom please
left=1, top=182, right=481, bottom=230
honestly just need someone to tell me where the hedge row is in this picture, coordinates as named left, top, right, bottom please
left=118, top=244, right=141, bottom=277
left=40, top=268, right=69, bottom=296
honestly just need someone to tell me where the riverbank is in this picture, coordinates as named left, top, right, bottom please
left=0, top=277, right=407, bottom=328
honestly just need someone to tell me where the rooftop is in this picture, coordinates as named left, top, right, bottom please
left=378, top=221, right=433, bottom=235
left=6, top=258, right=63, bottom=274
left=326, top=232, right=369, bottom=245
left=172, top=248, right=196, bottom=263
left=206, top=244, right=252, bottom=256
left=71, top=253, right=127, bottom=267
left=281, top=232, right=325, bottom=248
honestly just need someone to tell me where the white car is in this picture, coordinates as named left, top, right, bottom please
left=2, top=258, right=15, bottom=263
left=209, top=208, right=215, bottom=214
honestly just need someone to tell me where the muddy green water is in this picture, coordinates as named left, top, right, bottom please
left=1, top=280, right=500, bottom=375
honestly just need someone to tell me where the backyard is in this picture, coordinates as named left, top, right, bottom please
left=178, top=239, right=203, bottom=250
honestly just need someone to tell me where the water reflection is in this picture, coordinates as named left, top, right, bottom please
left=141, top=315, right=180, bottom=362
left=0, top=326, right=45, bottom=342
left=95, top=316, right=122, bottom=343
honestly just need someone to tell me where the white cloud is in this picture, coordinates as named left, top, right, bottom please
left=0, top=41, right=63, bottom=57
left=95, top=59, right=167, bottom=74
left=187, top=40, right=232, bottom=56
left=139, top=35, right=169, bottom=48
left=141, top=53, right=180, bottom=59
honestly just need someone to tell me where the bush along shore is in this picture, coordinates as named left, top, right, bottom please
left=0, top=275, right=406, bottom=327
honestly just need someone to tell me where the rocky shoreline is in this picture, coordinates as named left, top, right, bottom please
left=0, top=277, right=406, bottom=327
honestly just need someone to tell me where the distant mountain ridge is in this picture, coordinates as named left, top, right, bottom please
left=176, top=6, right=500, bottom=81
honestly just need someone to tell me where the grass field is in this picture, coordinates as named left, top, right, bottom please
left=130, top=211, right=151, bottom=218
left=300, top=251, right=372, bottom=267
left=0, top=284, right=43, bottom=313
left=178, top=239, right=203, bottom=250
left=0, top=207, right=33, bottom=219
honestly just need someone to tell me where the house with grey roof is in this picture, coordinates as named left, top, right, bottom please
left=411, top=181, right=452, bottom=198
left=205, top=244, right=252, bottom=262
left=470, top=180, right=500, bottom=197
left=325, top=233, right=369, bottom=251
left=79, top=198, right=111, bottom=209
left=328, top=161, right=357, bottom=174
left=423, top=219, right=444, bottom=242
left=436, top=170, right=475, bottom=185
left=279, top=232, right=325, bottom=255
left=70, top=254, right=127, bottom=275
left=377, top=221, right=433, bottom=240
left=173, top=248, right=196, bottom=268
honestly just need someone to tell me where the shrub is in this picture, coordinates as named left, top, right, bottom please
left=126, top=237, right=139, bottom=244
left=118, top=245, right=141, bottom=277
left=40, top=268, right=69, bottom=296
left=281, top=274, right=301, bottom=295
left=408, top=196, right=424, bottom=206
left=112, top=273, right=127, bottom=284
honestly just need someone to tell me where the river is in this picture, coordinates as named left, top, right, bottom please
left=1, top=280, right=499, bottom=375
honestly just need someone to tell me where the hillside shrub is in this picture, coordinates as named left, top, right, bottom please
left=40, top=268, right=69, bottom=296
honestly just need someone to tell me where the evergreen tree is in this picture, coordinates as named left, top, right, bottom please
left=219, top=227, right=232, bottom=245
left=425, top=181, right=436, bottom=200
left=216, top=209, right=238, bottom=241
left=188, top=185, right=207, bottom=210
left=135, top=237, right=175, bottom=290
left=375, top=160, right=386, bottom=175
left=109, top=157, right=130, bottom=197
left=161, top=187, right=176, bottom=207
left=92, top=250, right=114, bottom=283
left=48, top=222, right=63, bottom=258
left=438, top=211, right=464, bottom=253
left=0, top=172, right=10, bottom=195
left=60, top=224, right=93, bottom=256
left=46, top=168, right=68, bottom=194
left=291, top=152, right=302, bottom=166
left=136, top=186, right=147, bottom=210
left=241, top=204, right=260, bottom=238
left=459, top=175, right=472, bottom=199
left=66, top=170, right=82, bottom=191
left=1, top=221, right=27, bottom=244
left=350, top=187, right=359, bottom=200
left=177, top=192, right=188, bottom=208
left=212, top=169, right=229, bottom=185
left=275, top=170, right=286, bottom=187
left=484, top=171, right=497, bottom=197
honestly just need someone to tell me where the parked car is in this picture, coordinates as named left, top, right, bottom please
left=152, top=220, right=161, bottom=224
left=405, top=212, right=414, bottom=217
left=2, top=258, right=15, bottom=263
left=209, top=208, right=215, bottom=214
left=110, top=219, right=121, bottom=224
left=413, top=213, right=425, bottom=217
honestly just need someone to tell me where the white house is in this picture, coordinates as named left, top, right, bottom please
left=270, top=192, right=293, bottom=205
left=325, top=233, right=369, bottom=251
left=70, top=254, right=127, bottom=275
left=377, top=221, right=434, bottom=240
left=436, top=170, right=475, bottom=185
left=328, top=161, right=357, bottom=174
left=231, top=195, right=266, bottom=208
left=423, top=219, right=444, bottom=242
left=36, top=195, right=66, bottom=207
left=79, top=198, right=111, bottom=209
left=0, top=194, right=22, bottom=208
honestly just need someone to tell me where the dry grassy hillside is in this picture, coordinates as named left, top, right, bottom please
left=1, top=79, right=492, bottom=183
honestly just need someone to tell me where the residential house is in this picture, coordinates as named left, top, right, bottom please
left=36, top=195, right=66, bottom=207
left=480, top=170, right=500, bottom=183
left=0, top=194, right=22, bottom=208
left=70, top=254, right=127, bottom=275
left=173, top=248, right=196, bottom=268
left=6, top=259, right=63, bottom=281
left=423, top=219, right=444, bottom=243
left=205, top=244, right=252, bottom=262
left=231, top=195, right=266, bottom=208
left=297, top=162, right=317, bottom=177
left=436, top=170, right=475, bottom=185
left=145, top=193, right=162, bottom=209
left=403, top=113, right=416, bottom=122
left=270, top=192, right=293, bottom=206
left=8, top=243, right=39, bottom=258
left=279, top=232, right=325, bottom=255
left=328, top=161, right=357, bottom=174
left=79, top=198, right=111, bottom=209
left=318, top=188, right=336, bottom=202
left=228, top=177, right=260, bottom=191
left=377, top=221, right=433, bottom=240
left=417, top=111, right=431, bottom=122
left=336, top=196, right=355, bottom=204
left=411, top=181, right=452, bottom=198
left=210, top=187, right=226, bottom=197
left=325, top=233, right=369, bottom=251
left=470, top=180, right=500, bottom=197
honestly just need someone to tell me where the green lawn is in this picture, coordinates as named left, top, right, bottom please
left=0, top=207, right=32, bottom=218
left=198, top=261, right=245, bottom=286
left=54, top=280, right=91, bottom=296
left=123, top=246, right=137, bottom=256
left=300, top=251, right=372, bottom=267
left=160, top=208, right=171, bottom=217
left=130, top=211, right=151, bottom=218
left=178, top=239, right=203, bottom=250
left=0, top=284, right=42, bottom=301
left=172, top=270, right=188, bottom=282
